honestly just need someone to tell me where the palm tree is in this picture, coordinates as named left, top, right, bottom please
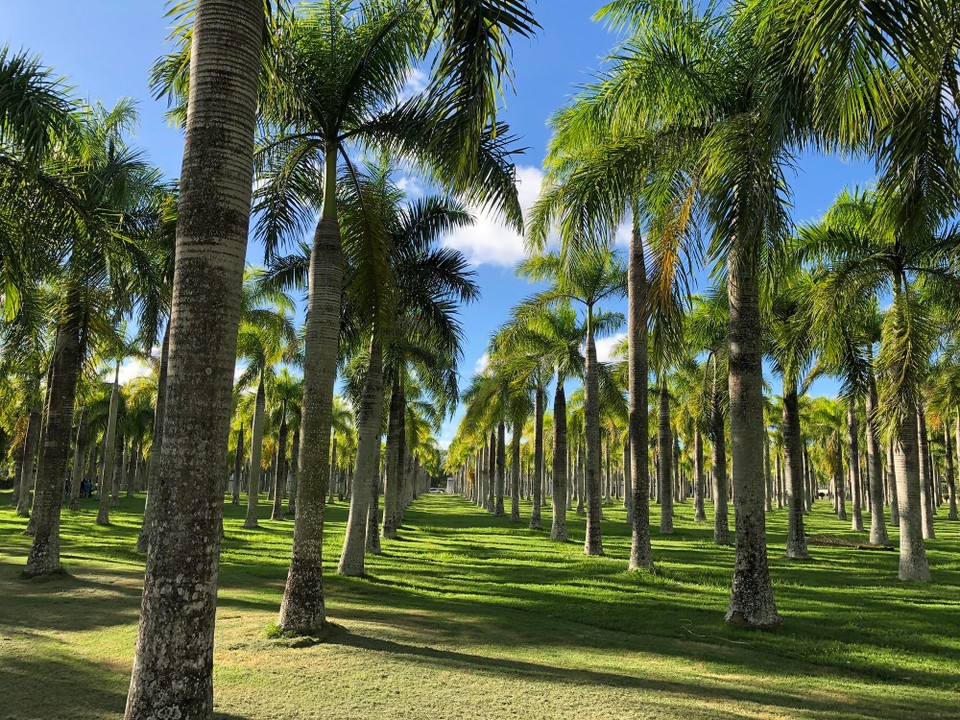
left=518, top=247, right=626, bottom=555
left=337, top=164, right=477, bottom=576
left=124, top=1, right=265, bottom=715
left=234, top=269, right=297, bottom=529
left=24, top=100, right=166, bottom=576
left=252, top=0, right=531, bottom=634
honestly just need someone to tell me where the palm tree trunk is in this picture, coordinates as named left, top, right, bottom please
left=764, top=435, right=772, bottom=513
left=96, top=364, right=121, bottom=525
left=123, top=4, right=262, bottom=712
left=917, top=404, right=935, bottom=538
left=15, top=406, right=40, bottom=517
left=694, top=430, right=706, bottom=522
left=724, top=241, right=780, bottom=628
left=948, top=415, right=959, bottom=521
left=782, top=385, right=808, bottom=559
left=710, top=362, right=730, bottom=545
left=338, top=341, right=384, bottom=576
left=583, top=308, right=603, bottom=556
left=894, top=403, right=931, bottom=581
left=888, top=439, right=900, bottom=526
left=68, top=409, right=88, bottom=511
left=382, top=375, right=403, bottom=538
left=232, top=429, right=243, bottom=507
left=657, top=377, right=674, bottom=534
left=25, top=314, right=82, bottom=575
left=287, top=427, right=299, bottom=516
left=627, top=225, right=652, bottom=570
left=487, top=430, right=495, bottom=511
left=530, top=387, right=544, bottom=529
left=365, top=448, right=381, bottom=554
left=848, top=402, right=864, bottom=531
left=551, top=383, right=567, bottom=541
left=278, top=151, right=345, bottom=631
left=865, top=379, right=889, bottom=544
left=511, top=417, right=522, bottom=522
left=244, top=376, right=266, bottom=529
left=271, top=411, right=288, bottom=521
left=495, top=420, right=506, bottom=516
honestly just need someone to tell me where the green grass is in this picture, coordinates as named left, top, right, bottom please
left=1, top=490, right=958, bottom=719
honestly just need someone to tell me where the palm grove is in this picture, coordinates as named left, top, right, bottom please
left=2, top=0, right=960, bottom=718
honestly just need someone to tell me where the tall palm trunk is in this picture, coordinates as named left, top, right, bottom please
left=551, top=383, right=568, bottom=541
left=530, top=387, right=544, bottom=529
left=694, top=430, right=706, bottom=522
left=848, top=402, right=864, bottom=531
left=710, top=361, right=729, bottom=545
left=495, top=420, right=506, bottom=516
left=232, top=429, right=244, bottom=506
left=916, top=405, right=935, bottom=539
left=382, top=375, right=403, bottom=538
left=865, top=379, right=889, bottom=544
left=583, top=308, right=603, bottom=556
left=365, top=448, right=381, bottom=554
left=725, top=241, right=780, bottom=628
left=887, top=439, right=900, bottom=526
left=764, top=436, right=772, bottom=512
left=947, top=415, right=959, bottom=521
left=244, top=375, right=266, bottom=529
left=487, top=429, right=496, bottom=510
left=287, top=427, right=299, bottom=516
left=124, top=4, right=262, bottom=714
left=782, top=384, right=808, bottom=559
left=894, top=403, right=931, bottom=581
left=278, top=148, right=345, bottom=632
left=338, top=341, right=384, bottom=576
left=271, top=408, right=288, bottom=520
left=68, top=409, right=88, bottom=510
left=511, top=417, right=522, bottom=522
left=137, top=323, right=171, bottom=553
left=15, top=406, right=40, bottom=517
left=25, top=314, right=82, bottom=575
left=97, top=363, right=121, bottom=526
left=328, top=435, right=338, bottom=504
left=628, top=229, right=652, bottom=569
left=658, top=377, right=674, bottom=534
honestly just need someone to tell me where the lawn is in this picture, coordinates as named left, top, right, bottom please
left=1, top=491, right=958, bottom=719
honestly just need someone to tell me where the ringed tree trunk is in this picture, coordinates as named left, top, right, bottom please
left=244, top=374, right=266, bottom=529
left=278, top=146, right=345, bottom=633
left=848, top=402, right=864, bottom=531
left=888, top=439, right=900, bottom=526
left=382, top=374, right=403, bottom=538
left=510, top=416, right=522, bottom=522
left=710, top=361, right=730, bottom=545
left=25, top=312, right=82, bottom=575
left=96, top=364, right=121, bottom=526
left=287, top=426, right=299, bottom=515
left=658, top=377, right=674, bottom=534
left=123, top=3, right=263, bottom=715
left=628, top=225, right=652, bottom=570
left=894, top=403, right=931, bottom=581
left=328, top=435, right=337, bottom=504
left=16, top=406, right=41, bottom=517
left=232, top=429, right=244, bottom=506
left=495, top=419, right=506, bottom=516
left=724, top=237, right=781, bottom=628
left=865, top=380, right=889, bottom=544
left=365, top=446, right=382, bottom=554
left=271, top=407, right=288, bottom=521
left=551, top=382, right=567, bottom=541
left=948, top=415, right=959, bottom=521
left=68, top=408, right=88, bottom=510
left=529, top=387, right=544, bottom=530
left=583, top=307, right=603, bottom=556
left=916, top=405, right=935, bottom=539
left=782, top=384, right=808, bottom=559
left=338, top=341, right=384, bottom=576
left=693, top=430, right=706, bottom=522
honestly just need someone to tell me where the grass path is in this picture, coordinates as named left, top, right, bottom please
left=1, top=491, right=958, bottom=719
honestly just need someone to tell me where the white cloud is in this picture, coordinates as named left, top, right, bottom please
left=474, top=352, right=490, bottom=373
left=441, top=165, right=551, bottom=267
left=116, top=358, right=153, bottom=385
left=437, top=437, right=452, bottom=451
left=400, top=68, right=428, bottom=101
left=396, top=175, right=425, bottom=198
left=594, top=331, right=627, bottom=364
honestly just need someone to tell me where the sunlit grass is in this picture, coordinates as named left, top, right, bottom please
left=1, top=490, right=958, bottom=719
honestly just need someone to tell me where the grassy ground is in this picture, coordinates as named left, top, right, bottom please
left=1, top=490, right=958, bottom=720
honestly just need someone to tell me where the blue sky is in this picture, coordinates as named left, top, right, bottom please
left=4, top=1, right=875, bottom=447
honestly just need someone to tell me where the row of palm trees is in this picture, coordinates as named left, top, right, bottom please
left=2, top=0, right=540, bottom=716
left=447, top=0, right=960, bottom=634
